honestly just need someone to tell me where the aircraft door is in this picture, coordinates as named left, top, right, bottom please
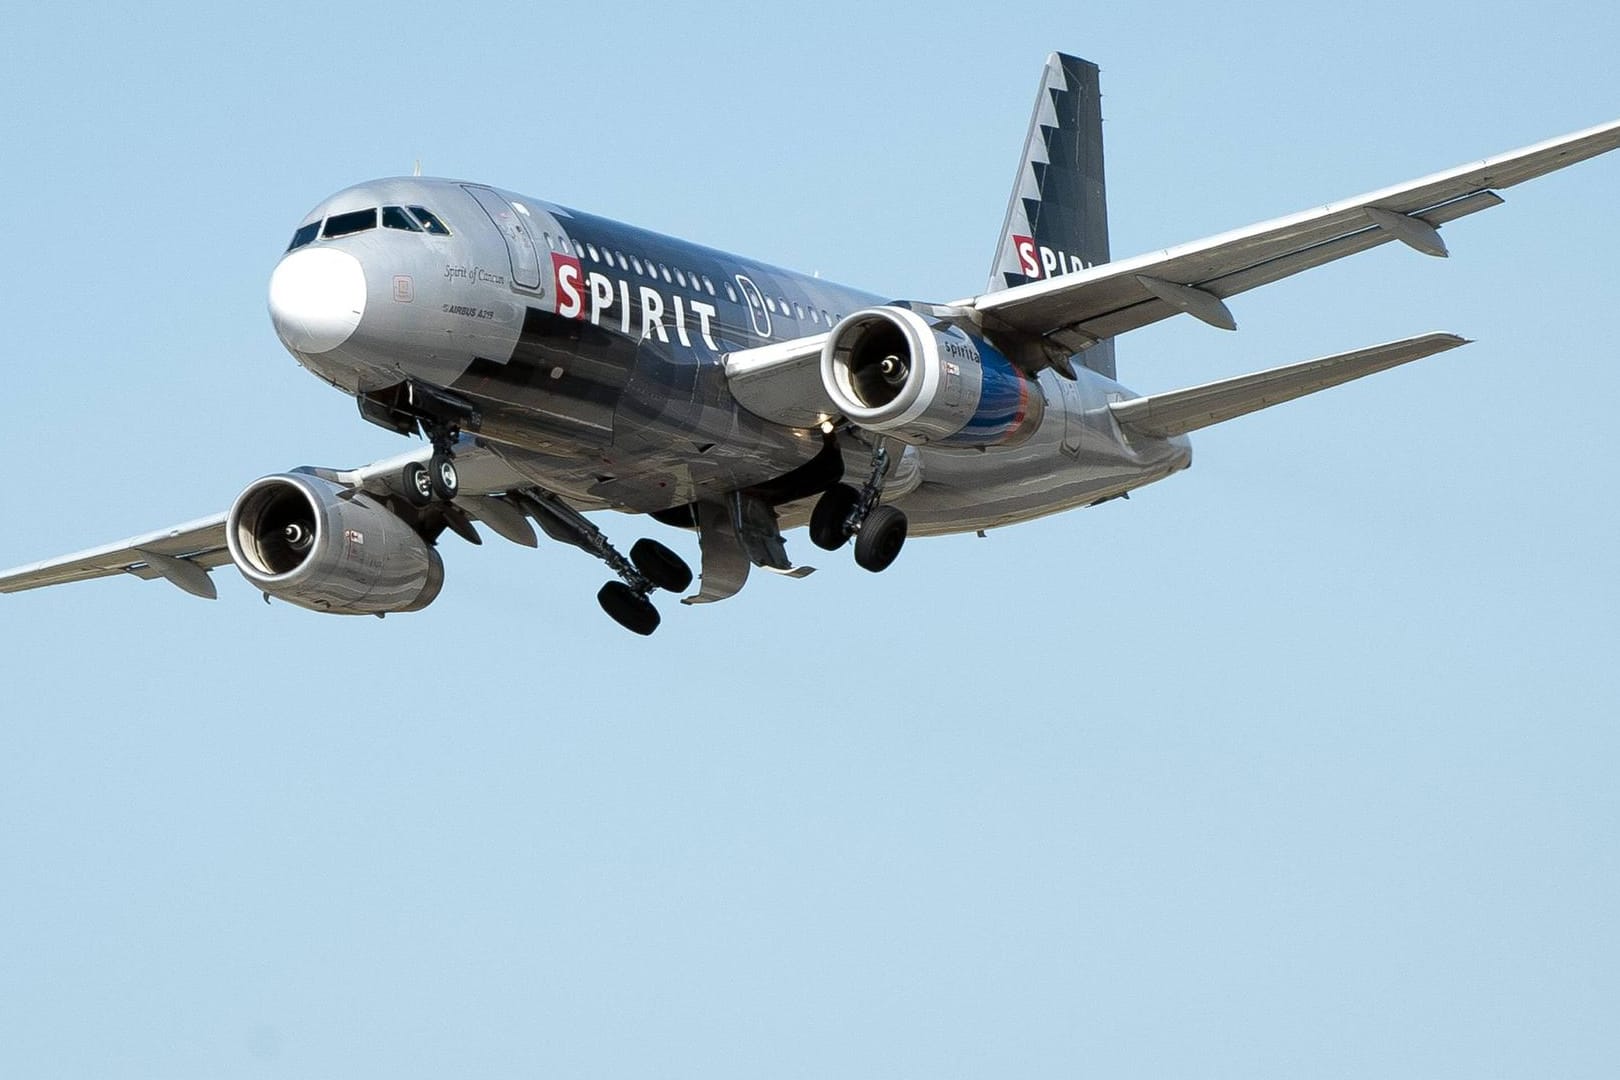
left=464, top=185, right=542, bottom=290
left=734, top=275, right=772, bottom=339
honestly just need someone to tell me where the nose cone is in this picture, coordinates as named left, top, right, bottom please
left=268, top=247, right=367, bottom=353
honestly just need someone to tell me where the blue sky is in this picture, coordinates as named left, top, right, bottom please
left=2, top=1, right=1617, bottom=1076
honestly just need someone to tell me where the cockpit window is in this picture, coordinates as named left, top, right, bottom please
left=407, top=206, right=451, bottom=235
left=286, top=222, right=320, bottom=252
left=322, top=208, right=377, bottom=238
left=382, top=205, right=423, bottom=232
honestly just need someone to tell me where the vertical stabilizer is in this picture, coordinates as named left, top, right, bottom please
left=987, top=53, right=1114, bottom=378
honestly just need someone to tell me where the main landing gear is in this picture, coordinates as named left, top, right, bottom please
left=401, top=423, right=463, bottom=508
left=513, top=489, right=693, bottom=636
left=808, top=441, right=908, bottom=573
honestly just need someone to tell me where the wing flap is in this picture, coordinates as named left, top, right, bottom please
left=1108, top=333, right=1469, bottom=438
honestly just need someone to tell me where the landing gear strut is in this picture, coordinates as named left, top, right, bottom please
left=514, top=489, right=693, bottom=636
left=808, top=440, right=908, bottom=571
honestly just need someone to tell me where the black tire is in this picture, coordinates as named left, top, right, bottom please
left=597, top=581, right=661, bottom=636
left=809, top=484, right=860, bottom=551
left=630, top=538, right=694, bottom=593
left=402, top=462, right=434, bottom=507
left=854, top=505, right=907, bottom=573
left=429, top=452, right=459, bottom=501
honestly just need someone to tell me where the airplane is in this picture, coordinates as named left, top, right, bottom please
left=2, top=54, right=1617, bottom=634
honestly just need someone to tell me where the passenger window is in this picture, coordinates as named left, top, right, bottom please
left=765, top=297, right=777, bottom=313
left=407, top=207, right=452, bottom=235
left=703, top=276, right=715, bottom=295
left=616, top=252, right=629, bottom=271
left=382, top=206, right=423, bottom=232
left=659, top=264, right=672, bottom=283
left=287, top=222, right=320, bottom=252
left=586, top=244, right=600, bottom=262
left=725, top=283, right=738, bottom=303
left=631, top=257, right=644, bottom=274
left=322, top=208, right=377, bottom=238
left=675, top=269, right=687, bottom=287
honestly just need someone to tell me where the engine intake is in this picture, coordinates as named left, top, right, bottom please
left=820, top=306, right=1042, bottom=446
left=227, top=473, right=444, bottom=615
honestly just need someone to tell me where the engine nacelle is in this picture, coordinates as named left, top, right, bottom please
left=226, top=473, right=444, bottom=615
left=820, top=306, right=1043, bottom=446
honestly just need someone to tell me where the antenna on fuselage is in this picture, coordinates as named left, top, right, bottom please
left=413, top=159, right=422, bottom=177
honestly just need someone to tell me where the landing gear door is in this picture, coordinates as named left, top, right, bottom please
left=463, top=185, right=542, bottom=291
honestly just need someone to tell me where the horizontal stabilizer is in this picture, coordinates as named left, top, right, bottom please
left=1108, top=333, right=1469, bottom=438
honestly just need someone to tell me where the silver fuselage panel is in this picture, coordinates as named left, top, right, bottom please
left=270, top=177, right=1191, bottom=531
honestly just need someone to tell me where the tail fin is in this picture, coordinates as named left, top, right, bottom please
left=987, top=53, right=1115, bottom=379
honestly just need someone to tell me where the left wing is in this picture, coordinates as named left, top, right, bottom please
left=723, top=120, right=1620, bottom=424
left=963, top=119, right=1620, bottom=355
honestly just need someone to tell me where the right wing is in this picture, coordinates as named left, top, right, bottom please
left=0, top=515, right=232, bottom=598
left=1108, top=333, right=1470, bottom=439
left=961, top=120, right=1620, bottom=353
left=0, top=439, right=538, bottom=600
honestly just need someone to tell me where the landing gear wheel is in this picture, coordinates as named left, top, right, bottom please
left=630, top=538, right=693, bottom=593
left=854, top=505, right=907, bottom=573
left=597, top=581, right=661, bottom=636
left=429, top=452, right=459, bottom=501
left=809, top=484, right=861, bottom=551
left=402, top=462, right=434, bottom=508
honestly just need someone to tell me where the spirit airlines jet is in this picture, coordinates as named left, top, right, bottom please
left=4, top=56, right=1617, bottom=633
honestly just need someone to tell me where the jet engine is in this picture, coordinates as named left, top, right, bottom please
left=226, top=473, right=444, bottom=615
left=820, top=306, right=1042, bottom=447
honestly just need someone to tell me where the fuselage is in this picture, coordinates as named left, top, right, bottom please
left=267, top=177, right=1190, bottom=536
